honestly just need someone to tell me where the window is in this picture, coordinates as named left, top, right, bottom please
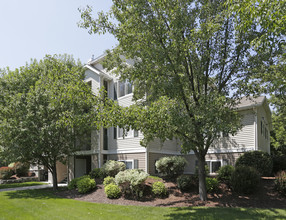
left=134, top=130, right=139, bottom=137
left=87, top=80, right=92, bottom=89
left=204, top=160, right=222, bottom=173
left=114, top=127, right=117, bottom=139
left=126, top=80, right=132, bottom=94
left=103, top=128, right=108, bottom=150
left=118, top=127, right=124, bottom=138
left=116, top=80, right=133, bottom=98
left=119, top=81, right=125, bottom=97
left=119, top=159, right=138, bottom=169
left=114, top=82, right=117, bottom=100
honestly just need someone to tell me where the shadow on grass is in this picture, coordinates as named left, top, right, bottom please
left=164, top=207, right=286, bottom=220
left=3, top=188, right=64, bottom=200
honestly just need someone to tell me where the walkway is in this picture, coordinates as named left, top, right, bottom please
left=0, top=183, right=67, bottom=192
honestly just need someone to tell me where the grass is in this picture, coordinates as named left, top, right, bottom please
left=0, top=189, right=285, bottom=220
left=0, top=182, right=48, bottom=190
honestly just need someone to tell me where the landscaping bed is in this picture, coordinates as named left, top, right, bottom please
left=55, top=177, right=286, bottom=209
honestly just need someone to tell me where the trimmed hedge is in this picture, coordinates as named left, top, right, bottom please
left=217, top=165, right=235, bottom=185
left=68, top=175, right=90, bottom=190
left=77, top=177, right=96, bottom=194
left=115, top=169, right=149, bottom=199
left=152, top=181, right=168, bottom=198
left=231, top=166, right=260, bottom=194
left=206, top=177, right=219, bottom=193
left=155, top=156, right=187, bottom=179
left=104, top=183, right=121, bottom=199
left=235, top=151, right=272, bottom=176
left=103, top=176, right=116, bottom=187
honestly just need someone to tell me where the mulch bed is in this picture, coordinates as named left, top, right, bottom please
left=55, top=178, right=286, bottom=208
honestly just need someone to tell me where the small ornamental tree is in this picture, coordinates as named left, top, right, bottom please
left=0, top=55, right=96, bottom=190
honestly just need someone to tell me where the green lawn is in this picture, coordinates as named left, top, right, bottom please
left=0, top=189, right=285, bottom=220
left=0, top=182, right=48, bottom=190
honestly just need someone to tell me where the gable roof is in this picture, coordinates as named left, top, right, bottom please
left=235, top=96, right=266, bottom=110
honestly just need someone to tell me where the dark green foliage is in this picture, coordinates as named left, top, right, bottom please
left=272, top=155, right=286, bottom=174
left=103, top=176, right=115, bottom=187
left=0, top=167, right=14, bottom=180
left=148, top=176, right=163, bottom=181
left=77, top=176, right=96, bottom=194
left=104, top=183, right=121, bottom=199
left=235, top=151, right=273, bottom=176
left=68, top=175, right=90, bottom=190
left=218, top=165, right=235, bottom=185
left=89, top=168, right=105, bottom=179
left=177, top=175, right=196, bottom=192
left=275, top=171, right=286, bottom=196
left=152, top=181, right=168, bottom=198
left=14, top=162, right=30, bottom=177
left=231, top=166, right=260, bottom=194
left=155, top=156, right=187, bottom=179
left=206, top=178, right=219, bottom=193
left=102, top=160, right=126, bottom=177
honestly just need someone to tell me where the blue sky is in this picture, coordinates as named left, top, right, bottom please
left=0, top=0, right=117, bottom=70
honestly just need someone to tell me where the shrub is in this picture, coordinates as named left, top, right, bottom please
left=0, top=167, right=14, bottom=180
left=155, top=156, right=187, bottom=179
left=115, top=169, right=149, bottom=199
left=177, top=175, right=195, bottom=192
left=89, top=168, right=105, bottom=179
left=68, top=175, right=90, bottom=190
left=102, top=160, right=126, bottom=177
left=104, top=183, right=121, bottom=199
left=194, top=165, right=210, bottom=179
left=77, top=176, right=96, bottom=194
left=14, top=162, right=30, bottom=177
left=103, top=176, right=116, bottom=187
left=235, top=151, right=272, bottom=176
left=148, top=176, right=163, bottom=181
left=231, top=166, right=260, bottom=194
left=272, top=155, right=286, bottom=174
left=217, top=165, right=235, bottom=185
left=206, top=177, right=219, bottom=193
left=275, top=171, right=286, bottom=196
left=152, top=181, right=168, bottom=198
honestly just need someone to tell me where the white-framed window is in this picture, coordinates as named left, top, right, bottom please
left=115, top=80, right=133, bottom=98
left=196, top=159, right=228, bottom=174
left=116, top=127, right=139, bottom=139
left=119, top=159, right=138, bottom=169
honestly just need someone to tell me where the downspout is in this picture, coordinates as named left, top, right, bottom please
left=254, top=107, right=258, bottom=151
left=145, top=146, right=149, bottom=173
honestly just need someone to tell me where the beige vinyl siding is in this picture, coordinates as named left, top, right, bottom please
left=117, top=94, right=133, bottom=107
left=257, top=105, right=271, bottom=153
left=108, top=153, right=146, bottom=171
left=84, top=69, right=100, bottom=94
left=148, top=139, right=180, bottom=153
left=210, top=110, right=255, bottom=152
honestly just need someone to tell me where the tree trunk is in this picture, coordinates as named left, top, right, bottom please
left=197, top=155, right=207, bottom=201
left=51, top=165, right=58, bottom=191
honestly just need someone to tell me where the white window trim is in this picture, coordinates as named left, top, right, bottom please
left=206, top=159, right=223, bottom=174
left=119, top=159, right=136, bottom=169
left=117, top=128, right=138, bottom=140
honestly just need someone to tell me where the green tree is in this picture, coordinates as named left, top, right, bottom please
left=227, top=0, right=285, bottom=154
left=0, top=55, right=95, bottom=190
left=79, top=0, right=281, bottom=200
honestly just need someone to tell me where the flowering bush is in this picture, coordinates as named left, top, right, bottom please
left=115, top=169, right=149, bottom=199
left=155, top=156, right=187, bottom=179
left=102, top=160, right=126, bottom=177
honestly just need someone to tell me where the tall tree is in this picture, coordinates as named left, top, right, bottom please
left=0, top=55, right=95, bottom=190
left=79, top=0, right=278, bottom=200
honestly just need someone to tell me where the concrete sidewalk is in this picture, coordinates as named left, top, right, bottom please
left=0, top=183, right=67, bottom=192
